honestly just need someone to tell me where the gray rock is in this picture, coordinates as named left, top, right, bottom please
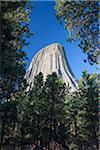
left=25, top=43, right=78, bottom=91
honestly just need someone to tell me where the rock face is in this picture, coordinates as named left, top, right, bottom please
left=25, top=43, right=78, bottom=91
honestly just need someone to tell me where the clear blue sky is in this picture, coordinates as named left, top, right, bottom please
left=24, top=1, right=99, bottom=79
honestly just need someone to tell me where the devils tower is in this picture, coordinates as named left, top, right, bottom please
left=25, top=43, right=78, bottom=91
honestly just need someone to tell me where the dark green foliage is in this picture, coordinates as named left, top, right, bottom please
left=20, top=73, right=44, bottom=145
left=0, top=1, right=31, bottom=100
left=42, top=72, right=68, bottom=146
left=66, top=71, right=99, bottom=150
left=55, top=0, right=99, bottom=64
left=78, top=71, right=99, bottom=149
left=20, top=72, right=68, bottom=148
left=0, top=1, right=31, bottom=148
left=0, top=100, right=18, bottom=144
left=19, top=72, right=99, bottom=150
left=0, top=71, right=99, bottom=149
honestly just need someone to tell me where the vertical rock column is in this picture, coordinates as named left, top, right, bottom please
left=25, top=43, right=78, bottom=91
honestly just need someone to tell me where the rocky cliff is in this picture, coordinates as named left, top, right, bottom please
left=25, top=43, right=78, bottom=91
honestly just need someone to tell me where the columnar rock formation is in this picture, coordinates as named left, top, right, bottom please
left=25, top=43, right=78, bottom=91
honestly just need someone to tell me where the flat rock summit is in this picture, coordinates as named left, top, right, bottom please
left=25, top=43, right=78, bottom=91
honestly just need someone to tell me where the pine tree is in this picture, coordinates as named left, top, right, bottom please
left=20, top=73, right=44, bottom=147
left=21, top=72, right=69, bottom=149
left=0, top=1, right=31, bottom=100
left=78, top=71, right=99, bottom=150
left=43, top=72, right=69, bottom=148
left=65, top=72, right=99, bottom=150
left=0, top=1, right=31, bottom=148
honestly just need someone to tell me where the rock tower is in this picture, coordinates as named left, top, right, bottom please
left=25, top=43, right=78, bottom=91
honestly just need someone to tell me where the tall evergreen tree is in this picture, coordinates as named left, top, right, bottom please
left=0, top=1, right=31, bottom=148
left=21, top=72, right=69, bottom=149
left=43, top=72, right=69, bottom=148
left=78, top=71, right=99, bottom=150
left=0, top=1, right=31, bottom=100
left=20, top=73, right=44, bottom=147
left=65, top=72, right=99, bottom=150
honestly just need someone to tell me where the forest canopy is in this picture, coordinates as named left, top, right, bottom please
left=55, top=0, right=99, bottom=64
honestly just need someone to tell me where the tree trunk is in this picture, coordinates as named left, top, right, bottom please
left=0, top=120, right=5, bottom=150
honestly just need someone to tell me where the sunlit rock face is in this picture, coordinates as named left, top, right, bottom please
left=25, top=43, right=78, bottom=91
